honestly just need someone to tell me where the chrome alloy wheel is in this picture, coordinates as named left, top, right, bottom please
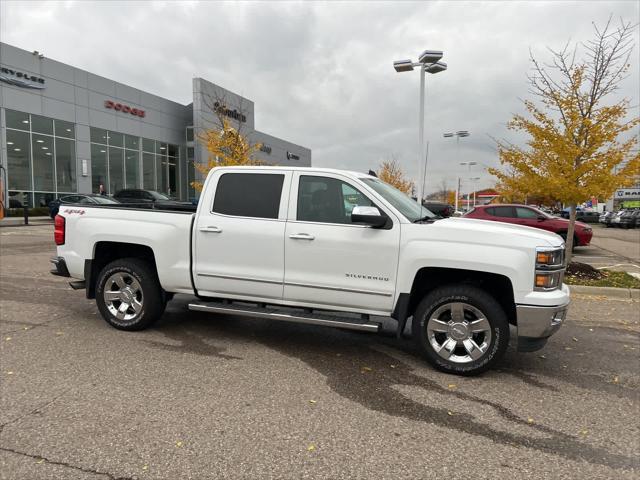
left=103, top=272, right=143, bottom=322
left=426, top=302, right=492, bottom=364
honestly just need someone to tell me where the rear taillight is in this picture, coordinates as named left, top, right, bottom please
left=54, top=215, right=65, bottom=245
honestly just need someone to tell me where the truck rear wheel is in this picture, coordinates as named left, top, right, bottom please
left=95, top=258, right=165, bottom=331
left=412, top=285, right=509, bottom=376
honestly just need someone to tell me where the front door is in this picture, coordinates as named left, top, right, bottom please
left=193, top=169, right=291, bottom=301
left=283, top=172, right=400, bottom=314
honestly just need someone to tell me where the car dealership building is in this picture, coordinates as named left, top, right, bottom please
left=0, top=42, right=311, bottom=208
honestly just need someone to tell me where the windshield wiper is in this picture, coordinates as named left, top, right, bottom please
left=413, top=215, right=441, bottom=223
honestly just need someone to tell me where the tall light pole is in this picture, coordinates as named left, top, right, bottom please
left=444, top=131, right=470, bottom=212
left=394, top=51, right=447, bottom=205
left=459, top=161, right=477, bottom=211
left=468, top=176, right=481, bottom=207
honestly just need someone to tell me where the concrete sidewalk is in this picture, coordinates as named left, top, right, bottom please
left=0, top=216, right=53, bottom=227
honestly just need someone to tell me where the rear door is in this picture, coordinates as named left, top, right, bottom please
left=193, top=169, right=291, bottom=301
left=283, top=172, right=400, bottom=313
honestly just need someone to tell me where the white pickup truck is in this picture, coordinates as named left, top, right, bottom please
left=51, top=166, right=570, bottom=375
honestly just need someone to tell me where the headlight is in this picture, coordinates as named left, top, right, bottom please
left=535, top=247, right=565, bottom=291
left=535, top=247, right=564, bottom=268
left=535, top=271, right=563, bottom=290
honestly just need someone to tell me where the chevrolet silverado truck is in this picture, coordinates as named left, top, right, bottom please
left=51, top=166, right=570, bottom=375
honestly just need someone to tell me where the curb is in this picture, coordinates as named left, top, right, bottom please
left=569, top=284, right=639, bottom=300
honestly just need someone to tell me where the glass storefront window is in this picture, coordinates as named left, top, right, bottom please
left=6, top=110, right=30, bottom=130
left=143, top=152, right=155, bottom=190
left=56, top=138, right=76, bottom=192
left=34, top=192, right=56, bottom=208
left=125, top=150, right=140, bottom=189
left=91, top=144, right=108, bottom=194
left=156, top=155, right=167, bottom=193
left=186, top=126, right=194, bottom=142
left=168, top=144, right=178, bottom=157
left=168, top=158, right=177, bottom=197
left=55, top=120, right=75, bottom=139
left=156, top=142, right=167, bottom=155
left=108, top=131, right=124, bottom=148
left=90, top=128, right=109, bottom=145
left=6, top=130, right=32, bottom=190
left=142, top=138, right=155, bottom=152
left=125, top=134, right=139, bottom=150
left=32, top=134, right=55, bottom=191
left=31, top=115, right=54, bottom=135
left=108, top=147, right=124, bottom=194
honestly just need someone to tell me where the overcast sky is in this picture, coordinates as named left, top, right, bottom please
left=1, top=0, right=638, bottom=195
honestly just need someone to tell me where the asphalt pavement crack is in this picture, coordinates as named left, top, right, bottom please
left=0, top=388, right=71, bottom=434
left=0, top=446, right=133, bottom=480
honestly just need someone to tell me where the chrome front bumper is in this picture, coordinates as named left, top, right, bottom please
left=515, top=300, right=570, bottom=352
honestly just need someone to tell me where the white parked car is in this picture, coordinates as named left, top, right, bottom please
left=51, top=167, right=570, bottom=375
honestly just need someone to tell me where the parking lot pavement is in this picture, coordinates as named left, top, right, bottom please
left=573, top=225, right=640, bottom=275
left=1, top=225, right=639, bottom=479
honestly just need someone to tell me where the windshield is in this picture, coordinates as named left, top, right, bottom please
left=93, top=196, right=119, bottom=204
left=361, top=178, right=435, bottom=222
left=149, top=191, right=171, bottom=200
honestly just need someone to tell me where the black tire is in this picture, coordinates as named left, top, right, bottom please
left=95, top=258, right=165, bottom=331
left=412, top=285, right=509, bottom=376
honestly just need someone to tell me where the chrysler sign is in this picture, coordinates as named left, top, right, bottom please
left=104, top=100, right=145, bottom=118
left=0, top=66, right=45, bottom=89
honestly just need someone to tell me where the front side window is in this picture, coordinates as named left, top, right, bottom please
left=297, top=176, right=374, bottom=224
left=516, top=207, right=538, bottom=219
left=213, top=173, right=284, bottom=219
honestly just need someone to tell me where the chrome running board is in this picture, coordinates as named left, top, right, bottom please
left=188, top=302, right=380, bottom=333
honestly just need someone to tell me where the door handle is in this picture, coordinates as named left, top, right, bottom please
left=200, top=226, right=222, bottom=233
left=289, top=233, right=315, bottom=240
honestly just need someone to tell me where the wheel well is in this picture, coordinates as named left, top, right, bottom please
left=408, top=267, right=516, bottom=325
left=86, top=242, right=157, bottom=299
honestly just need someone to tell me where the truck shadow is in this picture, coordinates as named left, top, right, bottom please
left=148, top=305, right=636, bottom=471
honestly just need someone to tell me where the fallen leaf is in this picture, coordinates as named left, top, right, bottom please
left=175, top=441, right=183, bottom=448
left=527, top=418, right=535, bottom=425
left=23, top=327, right=30, bottom=330
left=589, top=328, right=594, bottom=332
left=447, top=384, right=457, bottom=390
left=36, top=459, right=44, bottom=464
left=538, top=355, right=546, bottom=359
left=564, top=347, right=573, bottom=351
left=6, top=371, right=14, bottom=375
left=572, top=337, right=578, bottom=342
left=612, top=376, right=619, bottom=384
left=390, top=364, right=397, bottom=369
left=5, top=337, right=11, bottom=341
left=309, top=400, right=317, bottom=405
left=307, top=445, right=315, bottom=452
left=447, top=411, right=454, bottom=416
left=580, top=429, right=588, bottom=435
left=55, top=332, right=64, bottom=336
left=142, top=465, right=149, bottom=471
left=361, top=366, right=372, bottom=373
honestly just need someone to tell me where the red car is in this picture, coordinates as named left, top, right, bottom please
left=465, top=204, right=593, bottom=247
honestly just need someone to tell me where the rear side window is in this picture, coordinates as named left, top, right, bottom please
left=516, top=207, right=537, bottom=219
left=492, top=206, right=516, bottom=218
left=213, top=173, right=284, bottom=219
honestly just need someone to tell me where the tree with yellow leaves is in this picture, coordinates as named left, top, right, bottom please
left=377, top=156, right=415, bottom=195
left=490, top=18, right=639, bottom=262
left=192, top=95, right=263, bottom=192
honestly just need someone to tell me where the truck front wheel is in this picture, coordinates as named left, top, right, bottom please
left=95, top=258, right=166, bottom=331
left=412, top=285, right=509, bottom=375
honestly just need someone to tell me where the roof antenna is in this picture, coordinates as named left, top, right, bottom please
left=368, top=169, right=377, bottom=177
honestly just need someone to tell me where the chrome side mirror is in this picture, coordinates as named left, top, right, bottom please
left=351, top=206, right=387, bottom=228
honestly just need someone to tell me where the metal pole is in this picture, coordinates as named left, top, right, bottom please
left=417, top=64, right=426, bottom=205
left=455, top=176, right=460, bottom=212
